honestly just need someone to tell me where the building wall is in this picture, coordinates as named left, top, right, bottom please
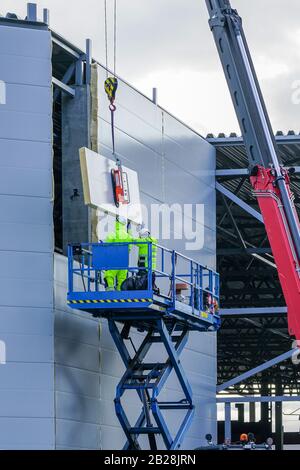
left=0, top=21, right=54, bottom=449
left=56, top=63, right=217, bottom=450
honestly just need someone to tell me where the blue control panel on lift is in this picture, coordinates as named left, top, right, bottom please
left=67, top=241, right=221, bottom=333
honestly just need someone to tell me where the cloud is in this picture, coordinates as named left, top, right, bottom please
left=2, top=0, right=300, bottom=134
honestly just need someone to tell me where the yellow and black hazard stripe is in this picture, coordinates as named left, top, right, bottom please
left=200, top=311, right=209, bottom=319
left=68, top=298, right=152, bottom=305
left=104, top=77, right=118, bottom=102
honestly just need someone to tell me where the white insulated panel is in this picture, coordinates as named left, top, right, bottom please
left=80, top=147, right=143, bottom=224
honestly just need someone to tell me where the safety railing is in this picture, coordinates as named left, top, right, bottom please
left=68, top=242, right=220, bottom=315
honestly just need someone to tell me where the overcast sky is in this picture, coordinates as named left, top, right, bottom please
left=2, top=0, right=300, bottom=136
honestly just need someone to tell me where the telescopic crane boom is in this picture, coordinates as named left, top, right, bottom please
left=205, top=0, right=300, bottom=339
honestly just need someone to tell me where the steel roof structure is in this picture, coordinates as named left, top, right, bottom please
left=208, top=133, right=300, bottom=396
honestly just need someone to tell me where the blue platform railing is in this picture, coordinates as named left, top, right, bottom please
left=68, top=241, right=220, bottom=317
left=67, top=242, right=220, bottom=449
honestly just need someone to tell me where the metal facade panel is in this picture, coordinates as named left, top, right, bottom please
left=0, top=222, right=53, bottom=252
left=0, top=252, right=52, bottom=280
left=1, top=333, right=53, bottom=363
left=54, top=254, right=101, bottom=449
left=0, top=279, right=52, bottom=308
left=163, top=114, right=216, bottom=186
left=0, top=25, right=52, bottom=58
left=0, top=391, right=54, bottom=417
left=0, top=166, right=52, bottom=198
left=99, top=100, right=163, bottom=156
left=55, top=419, right=100, bottom=449
left=0, top=55, right=51, bottom=86
left=3, top=83, right=52, bottom=114
left=0, top=418, right=54, bottom=449
left=99, top=425, right=127, bottom=450
left=0, top=363, right=54, bottom=391
left=55, top=311, right=100, bottom=347
left=0, top=139, right=52, bottom=170
left=0, top=22, right=54, bottom=450
left=0, top=109, right=52, bottom=142
left=55, top=392, right=101, bottom=425
left=54, top=337, right=100, bottom=373
left=0, top=307, right=53, bottom=335
left=55, top=364, right=100, bottom=399
left=0, top=195, right=52, bottom=225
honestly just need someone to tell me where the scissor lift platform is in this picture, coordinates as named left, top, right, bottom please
left=67, top=292, right=219, bottom=333
left=67, top=242, right=220, bottom=450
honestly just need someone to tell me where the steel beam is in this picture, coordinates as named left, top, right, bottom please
left=216, top=169, right=249, bottom=177
left=52, top=77, right=75, bottom=98
left=52, top=35, right=81, bottom=59
left=220, top=193, right=247, bottom=250
left=208, top=135, right=300, bottom=146
left=217, top=247, right=272, bottom=255
left=216, top=167, right=300, bottom=177
left=53, top=63, right=76, bottom=102
left=216, top=182, right=263, bottom=223
left=220, top=307, right=287, bottom=316
left=217, top=396, right=300, bottom=403
left=217, top=348, right=299, bottom=392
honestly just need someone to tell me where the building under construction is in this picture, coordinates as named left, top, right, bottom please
left=0, top=1, right=299, bottom=451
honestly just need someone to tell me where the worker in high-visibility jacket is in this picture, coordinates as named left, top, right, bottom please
left=135, top=227, right=158, bottom=292
left=104, top=217, right=132, bottom=291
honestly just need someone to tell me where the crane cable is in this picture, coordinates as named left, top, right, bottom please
left=104, top=0, right=108, bottom=78
left=104, top=0, right=119, bottom=164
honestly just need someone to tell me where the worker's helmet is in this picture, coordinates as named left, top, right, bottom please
left=139, top=227, right=150, bottom=239
left=240, top=433, right=248, bottom=442
left=117, top=216, right=127, bottom=225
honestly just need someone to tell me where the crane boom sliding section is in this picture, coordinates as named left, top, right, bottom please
left=205, top=0, right=300, bottom=339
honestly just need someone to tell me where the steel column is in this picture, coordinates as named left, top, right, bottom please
left=27, top=3, right=37, bottom=22
left=217, top=349, right=298, bottom=392
left=224, top=402, right=232, bottom=442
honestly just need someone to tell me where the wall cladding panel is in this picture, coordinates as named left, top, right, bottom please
left=0, top=22, right=54, bottom=449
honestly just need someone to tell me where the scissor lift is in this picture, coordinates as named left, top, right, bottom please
left=67, top=241, right=220, bottom=450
